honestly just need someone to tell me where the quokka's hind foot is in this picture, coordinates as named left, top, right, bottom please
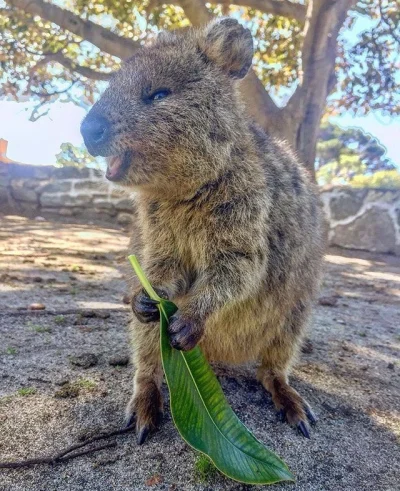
left=258, top=368, right=316, bottom=438
left=124, top=378, right=163, bottom=445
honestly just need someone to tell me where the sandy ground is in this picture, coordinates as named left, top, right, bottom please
left=0, top=214, right=399, bottom=491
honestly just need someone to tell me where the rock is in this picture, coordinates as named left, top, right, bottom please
left=28, top=303, right=46, bottom=310
left=92, top=201, right=115, bottom=210
left=117, top=212, right=132, bottom=225
left=329, top=189, right=367, bottom=221
left=40, top=193, right=92, bottom=207
left=115, top=198, right=133, bottom=211
left=364, top=189, right=399, bottom=205
left=0, top=184, right=8, bottom=205
left=318, top=296, right=338, bottom=307
left=53, top=167, right=89, bottom=179
left=55, top=378, right=70, bottom=386
left=58, top=207, right=76, bottom=216
left=69, top=353, right=99, bottom=369
left=122, top=293, right=131, bottom=304
left=10, top=186, right=38, bottom=203
left=80, top=310, right=96, bottom=318
left=39, top=181, right=72, bottom=194
left=108, top=355, right=130, bottom=367
left=17, top=201, right=40, bottom=212
left=387, top=362, right=395, bottom=370
left=330, top=208, right=397, bottom=254
left=74, top=180, right=107, bottom=191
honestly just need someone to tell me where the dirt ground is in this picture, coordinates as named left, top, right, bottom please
left=0, top=214, right=399, bottom=491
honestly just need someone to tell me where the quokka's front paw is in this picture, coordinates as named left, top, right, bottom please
left=131, top=288, right=168, bottom=324
left=168, top=313, right=204, bottom=351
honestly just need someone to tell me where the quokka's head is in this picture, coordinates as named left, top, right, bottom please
left=81, top=19, right=253, bottom=189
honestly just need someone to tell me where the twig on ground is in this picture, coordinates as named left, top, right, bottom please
left=0, top=425, right=135, bottom=470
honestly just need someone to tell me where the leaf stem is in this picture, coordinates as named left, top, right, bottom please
left=128, top=255, right=162, bottom=302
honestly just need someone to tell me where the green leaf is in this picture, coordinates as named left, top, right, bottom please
left=128, top=255, right=294, bottom=485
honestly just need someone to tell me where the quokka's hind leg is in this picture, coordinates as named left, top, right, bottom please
left=257, top=302, right=317, bottom=438
left=125, top=319, right=163, bottom=445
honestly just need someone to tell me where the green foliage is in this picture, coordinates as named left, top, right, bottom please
left=74, top=378, right=97, bottom=390
left=56, top=142, right=98, bottom=168
left=17, top=387, right=37, bottom=396
left=129, top=255, right=294, bottom=486
left=6, top=347, right=17, bottom=355
left=194, top=454, right=217, bottom=483
left=316, top=121, right=399, bottom=187
left=350, top=170, right=400, bottom=189
left=334, top=0, right=400, bottom=116
left=29, top=323, right=52, bottom=333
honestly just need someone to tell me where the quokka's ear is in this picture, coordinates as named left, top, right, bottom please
left=200, top=18, right=253, bottom=79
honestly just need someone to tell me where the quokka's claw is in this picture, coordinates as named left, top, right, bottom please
left=122, top=413, right=136, bottom=430
left=275, top=402, right=315, bottom=438
left=304, top=405, right=317, bottom=425
left=137, top=426, right=150, bottom=445
left=297, top=421, right=310, bottom=439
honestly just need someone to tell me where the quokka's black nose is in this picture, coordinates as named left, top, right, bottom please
left=80, top=115, right=110, bottom=154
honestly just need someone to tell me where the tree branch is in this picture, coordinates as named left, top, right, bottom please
left=48, top=53, right=112, bottom=81
left=30, top=80, right=77, bottom=98
left=230, top=0, right=306, bottom=22
left=147, top=0, right=305, bottom=22
left=178, top=0, right=212, bottom=25
left=5, top=0, right=140, bottom=59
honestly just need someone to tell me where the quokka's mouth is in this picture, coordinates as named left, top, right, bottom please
left=105, top=151, right=132, bottom=181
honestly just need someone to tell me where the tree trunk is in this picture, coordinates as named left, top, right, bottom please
left=279, top=0, right=356, bottom=178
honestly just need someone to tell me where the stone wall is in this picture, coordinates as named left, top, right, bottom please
left=0, top=161, right=133, bottom=225
left=321, top=187, right=400, bottom=255
left=1, top=162, right=400, bottom=255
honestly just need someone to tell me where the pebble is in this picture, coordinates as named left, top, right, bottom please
left=69, top=353, right=99, bottom=368
left=109, top=355, right=129, bottom=367
left=28, top=303, right=46, bottom=310
left=318, top=296, right=338, bottom=307
left=122, top=294, right=131, bottom=304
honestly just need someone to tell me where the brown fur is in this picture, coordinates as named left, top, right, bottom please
left=81, top=19, right=326, bottom=439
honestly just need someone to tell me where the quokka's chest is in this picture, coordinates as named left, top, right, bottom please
left=143, top=201, right=215, bottom=265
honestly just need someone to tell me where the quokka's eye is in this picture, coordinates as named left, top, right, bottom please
left=150, top=89, right=171, bottom=101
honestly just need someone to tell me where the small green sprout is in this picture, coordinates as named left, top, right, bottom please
left=17, top=387, right=37, bottom=396
left=195, top=454, right=217, bottom=483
